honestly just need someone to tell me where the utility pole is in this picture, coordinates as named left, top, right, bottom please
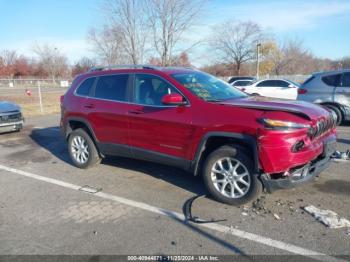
left=256, top=43, right=261, bottom=79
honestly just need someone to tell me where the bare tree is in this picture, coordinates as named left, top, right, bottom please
left=209, top=21, right=263, bottom=75
left=105, top=0, right=148, bottom=64
left=145, top=0, right=205, bottom=66
left=72, top=57, right=97, bottom=76
left=32, top=43, right=68, bottom=82
left=0, top=50, right=17, bottom=78
left=265, top=39, right=312, bottom=75
left=88, top=25, right=129, bottom=65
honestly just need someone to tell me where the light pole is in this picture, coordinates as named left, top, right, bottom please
left=256, top=43, right=261, bottom=79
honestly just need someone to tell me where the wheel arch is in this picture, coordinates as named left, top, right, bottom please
left=320, top=102, right=345, bottom=116
left=191, top=132, right=259, bottom=176
left=64, top=117, right=98, bottom=143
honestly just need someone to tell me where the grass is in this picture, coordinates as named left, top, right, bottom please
left=1, top=91, right=64, bottom=117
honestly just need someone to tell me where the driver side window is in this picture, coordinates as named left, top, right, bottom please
left=133, top=74, right=180, bottom=106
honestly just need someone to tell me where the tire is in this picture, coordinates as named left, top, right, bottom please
left=326, top=105, right=343, bottom=125
left=202, top=145, right=262, bottom=206
left=68, top=128, right=101, bottom=169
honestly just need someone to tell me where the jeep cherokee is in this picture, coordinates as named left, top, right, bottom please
left=60, top=65, right=337, bottom=205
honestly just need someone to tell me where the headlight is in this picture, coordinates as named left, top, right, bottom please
left=260, top=118, right=310, bottom=130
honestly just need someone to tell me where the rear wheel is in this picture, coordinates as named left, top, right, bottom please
left=326, top=105, right=343, bottom=125
left=68, top=128, right=101, bottom=169
left=202, top=145, right=262, bottom=206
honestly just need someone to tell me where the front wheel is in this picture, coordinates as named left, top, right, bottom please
left=326, top=105, right=343, bottom=125
left=202, top=145, right=262, bottom=206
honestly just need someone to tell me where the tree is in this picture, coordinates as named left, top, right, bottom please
left=105, top=0, right=148, bottom=64
left=72, top=57, right=97, bottom=76
left=88, top=25, right=129, bottom=65
left=209, top=20, right=263, bottom=75
left=0, top=50, right=17, bottom=78
left=145, top=0, right=205, bottom=66
left=32, top=43, right=68, bottom=81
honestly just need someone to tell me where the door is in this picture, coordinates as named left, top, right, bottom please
left=254, top=80, right=280, bottom=97
left=273, top=80, right=298, bottom=100
left=335, top=72, right=350, bottom=106
left=128, top=73, right=195, bottom=161
left=84, top=74, right=133, bottom=153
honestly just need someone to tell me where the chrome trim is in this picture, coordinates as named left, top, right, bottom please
left=0, top=120, right=23, bottom=127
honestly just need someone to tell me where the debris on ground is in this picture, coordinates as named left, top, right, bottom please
left=273, top=213, right=281, bottom=220
left=347, top=229, right=350, bottom=236
left=331, top=150, right=350, bottom=161
left=183, top=195, right=227, bottom=224
left=241, top=212, right=248, bottom=216
left=303, top=205, right=350, bottom=229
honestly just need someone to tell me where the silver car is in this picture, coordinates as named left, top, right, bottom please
left=0, top=101, right=24, bottom=133
left=297, top=69, right=350, bottom=125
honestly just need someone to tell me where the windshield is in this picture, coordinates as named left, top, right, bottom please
left=171, top=72, right=248, bottom=101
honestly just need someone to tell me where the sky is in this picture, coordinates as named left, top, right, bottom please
left=0, top=0, right=349, bottom=66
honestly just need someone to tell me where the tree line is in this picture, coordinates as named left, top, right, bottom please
left=0, top=0, right=349, bottom=80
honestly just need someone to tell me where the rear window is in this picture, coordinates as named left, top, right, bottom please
left=322, top=74, right=341, bottom=86
left=94, top=74, right=129, bottom=101
left=76, top=78, right=95, bottom=96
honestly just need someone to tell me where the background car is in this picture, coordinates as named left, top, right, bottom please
left=228, top=76, right=256, bottom=84
left=230, top=79, right=255, bottom=89
left=243, top=79, right=300, bottom=100
left=0, top=101, right=24, bottom=133
left=297, top=69, right=350, bottom=125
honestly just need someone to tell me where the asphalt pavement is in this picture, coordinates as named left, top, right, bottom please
left=0, top=114, right=349, bottom=261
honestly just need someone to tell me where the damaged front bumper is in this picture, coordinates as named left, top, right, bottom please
left=260, top=137, right=336, bottom=193
left=260, top=156, right=331, bottom=193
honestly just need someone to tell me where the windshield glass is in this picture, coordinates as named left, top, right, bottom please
left=171, top=72, right=248, bottom=101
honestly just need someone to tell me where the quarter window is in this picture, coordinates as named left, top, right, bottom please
left=322, top=74, right=341, bottom=86
left=341, top=73, right=350, bottom=87
left=133, top=74, right=180, bottom=106
left=94, top=74, right=129, bottom=101
left=76, top=78, right=95, bottom=96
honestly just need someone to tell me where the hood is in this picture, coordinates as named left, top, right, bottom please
left=0, top=101, right=21, bottom=114
left=222, top=96, right=329, bottom=121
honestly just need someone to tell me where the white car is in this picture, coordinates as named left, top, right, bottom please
left=243, top=79, right=300, bottom=100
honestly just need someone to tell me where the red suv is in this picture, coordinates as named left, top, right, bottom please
left=61, top=66, right=337, bottom=205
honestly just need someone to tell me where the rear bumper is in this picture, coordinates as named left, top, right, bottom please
left=260, top=143, right=334, bottom=193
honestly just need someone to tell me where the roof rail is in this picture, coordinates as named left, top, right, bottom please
left=89, top=64, right=159, bottom=72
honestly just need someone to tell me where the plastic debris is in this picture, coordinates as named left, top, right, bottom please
left=273, top=213, right=281, bottom=220
left=241, top=212, right=248, bottom=216
left=331, top=150, right=350, bottom=161
left=303, top=205, right=350, bottom=229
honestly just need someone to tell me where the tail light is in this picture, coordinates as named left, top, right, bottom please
left=298, top=88, right=307, bottom=94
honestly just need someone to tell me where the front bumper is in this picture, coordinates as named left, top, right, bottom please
left=0, top=120, right=24, bottom=133
left=260, top=136, right=336, bottom=193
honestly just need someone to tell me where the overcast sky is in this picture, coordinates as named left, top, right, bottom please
left=0, top=0, right=349, bottom=66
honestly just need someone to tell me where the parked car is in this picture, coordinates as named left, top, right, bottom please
left=228, top=76, right=256, bottom=84
left=0, top=101, right=24, bottom=133
left=230, top=79, right=255, bottom=89
left=243, top=79, right=300, bottom=100
left=61, top=65, right=337, bottom=205
left=297, top=69, right=350, bottom=125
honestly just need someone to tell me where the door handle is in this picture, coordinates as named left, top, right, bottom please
left=84, top=104, right=95, bottom=109
left=129, top=109, right=144, bottom=115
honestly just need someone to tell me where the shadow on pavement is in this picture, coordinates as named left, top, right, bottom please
left=28, top=126, right=247, bottom=256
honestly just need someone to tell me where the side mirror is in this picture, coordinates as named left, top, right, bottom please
left=161, top=93, right=187, bottom=106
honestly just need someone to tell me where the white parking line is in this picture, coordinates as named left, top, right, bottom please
left=0, top=164, right=345, bottom=262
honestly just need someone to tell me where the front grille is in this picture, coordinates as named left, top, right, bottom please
left=0, top=112, right=22, bottom=123
left=309, top=114, right=336, bottom=139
